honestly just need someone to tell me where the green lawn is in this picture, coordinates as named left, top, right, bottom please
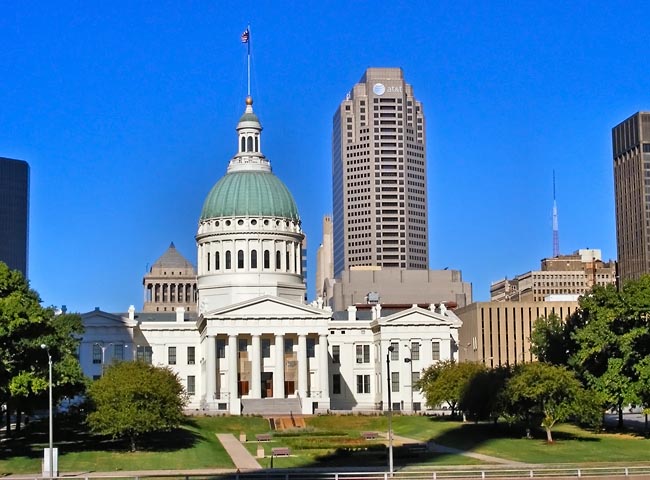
left=3, top=414, right=650, bottom=475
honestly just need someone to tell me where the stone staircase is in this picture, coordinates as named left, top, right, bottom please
left=241, top=397, right=301, bottom=416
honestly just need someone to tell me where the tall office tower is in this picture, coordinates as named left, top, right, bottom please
left=613, top=112, right=650, bottom=283
left=332, top=68, right=428, bottom=277
left=315, top=215, right=334, bottom=300
left=0, top=157, right=29, bottom=277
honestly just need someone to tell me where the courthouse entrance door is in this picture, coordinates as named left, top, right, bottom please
left=261, top=372, right=273, bottom=398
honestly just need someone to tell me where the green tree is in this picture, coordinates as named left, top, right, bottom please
left=504, top=362, right=595, bottom=442
left=87, top=361, right=188, bottom=451
left=0, top=262, right=85, bottom=434
left=460, top=365, right=511, bottom=421
left=530, top=313, right=570, bottom=365
left=567, top=278, right=650, bottom=428
left=416, top=360, right=484, bottom=416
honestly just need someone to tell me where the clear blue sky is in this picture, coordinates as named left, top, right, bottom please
left=1, top=1, right=647, bottom=313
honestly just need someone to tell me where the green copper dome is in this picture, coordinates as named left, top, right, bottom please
left=200, top=171, right=299, bottom=221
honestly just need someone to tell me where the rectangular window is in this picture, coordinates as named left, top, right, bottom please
left=390, top=342, right=399, bottom=361
left=187, top=346, right=196, bottom=365
left=432, top=341, right=440, bottom=361
left=284, top=338, right=294, bottom=354
left=412, top=371, right=420, bottom=385
left=332, top=345, right=340, bottom=364
left=113, top=344, right=124, bottom=361
left=356, top=374, right=371, bottom=394
left=168, top=346, right=177, bottom=365
left=187, top=376, right=196, bottom=395
left=261, top=339, right=271, bottom=358
left=356, top=344, right=370, bottom=363
left=238, top=339, right=248, bottom=352
left=92, top=344, right=102, bottom=364
left=217, top=339, right=226, bottom=358
left=391, top=371, right=400, bottom=392
left=332, top=374, right=341, bottom=394
left=411, top=342, right=420, bottom=360
left=137, top=345, right=153, bottom=364
left=307, top=338, right=316, bottom=358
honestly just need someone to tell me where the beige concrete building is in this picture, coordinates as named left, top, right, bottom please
left=491, top=249, right=616, bottom=302
left=332, top=68, right=427, bottom=277
left=613, top=112, right=650, bottom=283
left=143, top=242, right=198, bottom=313
left=315, top=215, right=334, bottom=301
left=328, top=267, right=472, bottom=312
left=456, top=301, right=579, bottom=367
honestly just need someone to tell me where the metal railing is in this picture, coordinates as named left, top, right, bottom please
left=9, top=466, right=650, bottom=480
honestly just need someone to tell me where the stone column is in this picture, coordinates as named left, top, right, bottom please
left=298, top=334, right=308, bottom=398
left=319, top=334, right=329, bottom=397
left=228, top=335, right=238, bottom=399
left=206, top=336, right=216, bottom=405
left=274, top=334, right=284, bottom=398
left=251, top=334, right=261, bottom=398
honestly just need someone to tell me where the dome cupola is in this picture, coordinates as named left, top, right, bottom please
left=196, top=97, right=306, bottom=312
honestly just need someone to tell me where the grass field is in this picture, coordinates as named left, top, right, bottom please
left=2, top=414, right=650, bottom=475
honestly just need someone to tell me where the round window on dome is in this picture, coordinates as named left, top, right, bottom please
left=251, top=219, right=257, bottom=226
left=264, top=220, right=269, bottom=226
left=215, top=221, right=220, bottom=227
left=238, top=219, right=244, bottom=226
left=276, top=220, right=280, bottom=226
left=286, top=221, right=290, bottom=227
left=226, top=220, right=231, bottom=226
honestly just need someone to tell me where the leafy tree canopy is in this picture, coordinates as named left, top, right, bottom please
left=416, top=360, right=484, bottom=416
left=0, top=262, right=85, bottom=433
left=87, top=361, right=188, bottom=451
left=504, top=362, right=597, bottom=442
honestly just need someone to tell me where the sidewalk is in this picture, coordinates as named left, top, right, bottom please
left=216, top=433, right=262, bottom=470
left=390, top=433, right=527, bottom=466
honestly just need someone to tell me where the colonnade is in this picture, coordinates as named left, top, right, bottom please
left=204, top=333, right=329, bottom=402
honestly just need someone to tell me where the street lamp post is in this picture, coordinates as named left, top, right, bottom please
left=40, top=344, right=54, bottom=479
left=386, top=345, right=394, bottom=476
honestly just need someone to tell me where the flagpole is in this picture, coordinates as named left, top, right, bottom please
left=247, top=24, right=251, bottom=97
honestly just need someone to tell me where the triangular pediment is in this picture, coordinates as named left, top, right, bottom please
left=81, top=309, right=138, bottom=328
left=373, top=306, right=462, bottom=328
left=205, top=295, right=331, bottom=320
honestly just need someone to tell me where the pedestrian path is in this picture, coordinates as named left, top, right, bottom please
left=390, top=433, right=527, bottom=466
left=216, top=433, right=263, bottom=470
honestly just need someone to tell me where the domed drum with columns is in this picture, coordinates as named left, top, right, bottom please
left=197, top=97, right=306, bottom=312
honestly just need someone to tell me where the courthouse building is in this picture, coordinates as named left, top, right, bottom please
left=79, top=95, right=461, bottom=415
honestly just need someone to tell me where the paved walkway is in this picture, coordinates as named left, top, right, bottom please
left=390, top=433, right=527, bottom=466
left=216, top=433, right=263, bottom=470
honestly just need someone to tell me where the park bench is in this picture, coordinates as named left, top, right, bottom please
left=361, top=431, right=378, bottom=440
left=256, top=433, right=272, bottom=442
left=272, top=447, right=291, bottom=456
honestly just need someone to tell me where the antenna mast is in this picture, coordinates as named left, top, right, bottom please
left=552, top=170, right=560, bottom=257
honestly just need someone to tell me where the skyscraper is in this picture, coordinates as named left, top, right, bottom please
left=332, top=68, right=428, bottom=277
left=0, top=157, right=29, bottom=277
left=612, top=112, right=650, bottom=283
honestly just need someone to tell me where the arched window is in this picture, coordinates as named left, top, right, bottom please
left=241, top=137, right=246, bottom=152
left=215, top=251, right=220, bottom=270
left=286, top=251, right=290, bottom=272
left=225, top=251, right=232, bottom=269
left=255, top=136, right=259, bottom=152
left=247, top=136, right=253, bottom=151
left=237, top=250, right=244, bottom=269
left=264, top=250, right=270, bottom=269
left=251, top=250, right=258, bottom=269
left=207, top=252, right=211, bottom=272
left=276, top=251, right=281, bottom=270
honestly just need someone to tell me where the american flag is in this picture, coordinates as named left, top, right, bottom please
left=241, top=29, right=250, bottom=44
